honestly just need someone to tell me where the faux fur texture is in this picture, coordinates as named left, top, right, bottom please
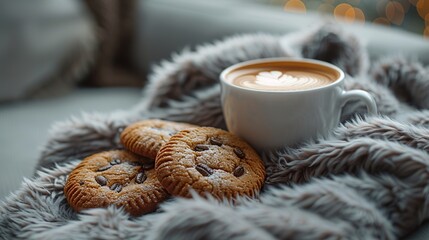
left=1, top=25, right=429, bottom=240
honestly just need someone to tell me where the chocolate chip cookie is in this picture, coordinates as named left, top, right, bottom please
left=120, top=119, right=197, bottom=159
left=64, top=150, right=169, bottom=216
left=155, top=127, right=266, bottom=200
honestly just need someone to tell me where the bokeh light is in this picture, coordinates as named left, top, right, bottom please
left=424, top=25, right=429, bottom=37
left=417, top=0, right=429, bottom=18
left=344, top=7, right=356, bottom=22
left=352, top=7, right=365, bottom=22
left=280, top=0, right=426, bottom=36
left=333, top=3, right=365, bottom=23
left=284, top=0, right=307, bottom=13
left=334, top=3, right=352, bottom=16
left=386, top=1, right=405, bottom=25
left=334, top=3, right=353, bottom=21
left=373, top=17, right=391, bottom=25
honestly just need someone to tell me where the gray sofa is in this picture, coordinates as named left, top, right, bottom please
left=1, top=0, right=428, bottom=238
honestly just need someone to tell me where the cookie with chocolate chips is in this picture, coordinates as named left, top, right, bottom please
left=120, top=119, right=197, bottom=159
left=64, top=150, right=169, bottom=216
left=155, top=127, right=266, bottom=200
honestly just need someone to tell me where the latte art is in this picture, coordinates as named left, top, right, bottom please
left=254, top=70, right=333, bottom=88
left=231, top=68, right=335, bottom=91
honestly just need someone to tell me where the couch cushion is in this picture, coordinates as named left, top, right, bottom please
left=0, top=87, right=142, bottom=200
left=134, top=0, right=429, bottom=74
left=0, top=0, right=96, bottom=102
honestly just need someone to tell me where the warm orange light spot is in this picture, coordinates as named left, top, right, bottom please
left=318, top=3, right=335, bottom=14
left=334, top=3, right=352, bottom=16
left=424, top=26, right=429, bottom=38
left=386, top=1, right=405, bottom=25
left=334, top=3, right=353, bottom=21
left=333, top=3, right=365, bottom=23
left=353, top=8, right=366, bottom=22
left=373, top=17, right=391, bottom=25
left=426, top=13, right=429, bottom=23
left=417, top=0, right=429, bottom=19
left=284, top=0, right=307, bottom=13
left=344, top=7, right=356, bottom=22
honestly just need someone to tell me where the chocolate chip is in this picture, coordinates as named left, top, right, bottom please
left=195, top=163, right=213, bottom=176
left=233, top=148, right=245, bottom=159
left=209, top=137, right=222, bottom=146
left=135, top=172, right=147, bottom=184
left=79, top=180, right=85, bottom=186
left=97, top=165, right=111, bottom=172
left=194, top=144, right=209, bottom=151
left=141, top=162, right=155, bottom=170
left=110, top=183, right=122, bottom=193
left=110, top=183, right=118, bottom=190
left=95, top=176, right=107, bottom=186
left=233, top=166, right=245, bottom=177
left=110, top=159, right=121, bottom=165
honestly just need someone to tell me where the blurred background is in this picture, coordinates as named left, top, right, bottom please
left=1, top=0, right=429, bottom=201
left=259, top=0, right=429, bottom=37
left=1, top=2, right=429, bottom=238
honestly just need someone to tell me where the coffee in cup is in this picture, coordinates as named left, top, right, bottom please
left=226, top=61, right=339, bottom=91
left=220, top=58, right=377, bottom=150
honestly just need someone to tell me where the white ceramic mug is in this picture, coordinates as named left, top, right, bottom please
left=220, top=58, right=377, bottom=150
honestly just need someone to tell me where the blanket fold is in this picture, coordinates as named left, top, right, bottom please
left=1, top=25, right=429, bottom=240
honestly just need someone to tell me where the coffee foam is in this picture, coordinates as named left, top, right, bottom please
left=226, top=62, right=339, bottom=91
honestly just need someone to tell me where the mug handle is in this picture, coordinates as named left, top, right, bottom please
left=340, top=90, right=378, bottom=115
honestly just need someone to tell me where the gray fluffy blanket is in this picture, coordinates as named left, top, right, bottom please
left=2, top=25, right=429, bottom=240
